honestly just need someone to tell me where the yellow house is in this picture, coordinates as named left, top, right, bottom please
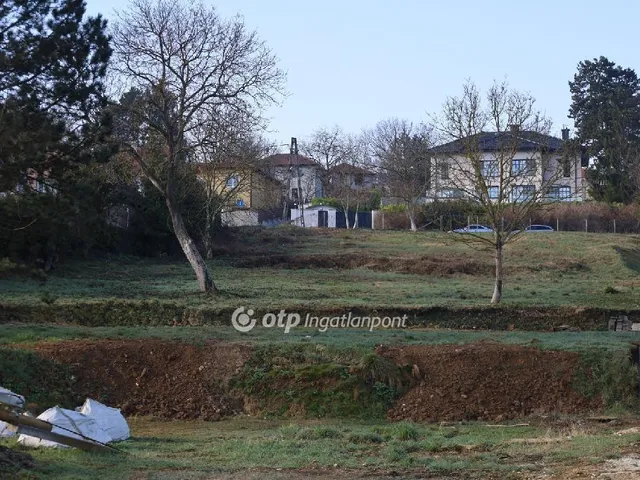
left=197, top=164, right=282, bottom=211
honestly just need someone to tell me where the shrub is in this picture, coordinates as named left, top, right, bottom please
left=391, top=421, right=421, bottom=441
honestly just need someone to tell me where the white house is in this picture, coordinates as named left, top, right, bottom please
left=428, top=127, right=588, bottom=202
left=260, top=153, right=323, bottom=205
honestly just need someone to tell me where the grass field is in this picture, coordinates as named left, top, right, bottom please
left=3, top=416, right=640, bottom=479
left=3, top=227, right=640, bottom=479
left=1, top=228, right=640, bottom=310
left=1, top=324, right=639, bottom=353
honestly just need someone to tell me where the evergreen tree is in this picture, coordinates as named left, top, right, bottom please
left=0, top=0, right=113, bottom=264
left=569, top=56, right=640, bottom=203
left=0, top=0, right=112, bottom=192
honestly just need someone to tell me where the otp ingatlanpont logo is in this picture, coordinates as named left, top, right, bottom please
left=230, top=306, right=257, bottom=332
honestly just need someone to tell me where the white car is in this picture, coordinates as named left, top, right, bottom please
left=513, top=225, right=555, bottom=234
left=452, top=224, right=493, bottom=233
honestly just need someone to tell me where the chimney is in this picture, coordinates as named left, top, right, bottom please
left=561, top=127, right=570, bottom=141
left=508, top=124, right=520, bottom=133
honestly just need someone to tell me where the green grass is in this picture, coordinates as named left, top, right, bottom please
left=1, top=229, right=640, bottom=310
left=2, top=417, right=638, bottom=479
left=1, top=324, right=639, bottom=354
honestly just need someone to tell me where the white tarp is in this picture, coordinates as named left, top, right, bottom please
left=0, top=386, right=24, bottom=438
left=79, top=399, right=130, bottom=442
left=0, top=386, right=25, bottom=409
left=0, top=421, right=15, bottom=437
left=18, top=406, right=111, bottom=448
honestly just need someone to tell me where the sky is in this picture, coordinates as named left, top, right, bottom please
left=86, top=0, right=640, bottom=149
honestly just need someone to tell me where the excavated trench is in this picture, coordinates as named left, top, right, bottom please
left=3, top=339, right=609, bottom=422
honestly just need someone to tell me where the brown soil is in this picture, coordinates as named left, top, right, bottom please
left=29, top=339, right=251, bottom=420
left=0, top=446, right=35, bottom=472
left=380, top=342, right=601, bottom=422
left=236, top=253, right=493, bottom=276
left=20, top=339, right=602, bottom=423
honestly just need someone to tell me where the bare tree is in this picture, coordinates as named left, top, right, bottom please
left=365, top=119, right=432, bottom=231
left=301, top=125, right=358, bottom=192
left=191, top=107, right=275, bottom=257
left=430, top=80, right=572, bottom=303
left=111, top=0, right=285, bottom=293
left=324, top=137, right=375, bottom=228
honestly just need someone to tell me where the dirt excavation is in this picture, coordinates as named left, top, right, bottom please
left=381, top=342, right=601, bottom=422
left=15, top=339, right=603, bottom=423
left=234, top=252, right=590, bottom=277
left=29, top=339, right=251, bottom=420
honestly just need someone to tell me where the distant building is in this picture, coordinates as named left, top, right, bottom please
left=260, top=153, right=323, bottom=205
left=327, top=163, right=377, bottom=192
left=428, top=128, right=588, bottom=202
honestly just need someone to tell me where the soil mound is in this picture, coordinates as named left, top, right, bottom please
left=0, top=446, right=35, bottom=472
left=30, top=340, right=251, bottom=420
left=20, top=340, right=603, bottom=423
left=379, top=342, right=600, bottom=422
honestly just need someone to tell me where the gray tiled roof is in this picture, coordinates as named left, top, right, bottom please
left=431, top=131, right=564, bottom=154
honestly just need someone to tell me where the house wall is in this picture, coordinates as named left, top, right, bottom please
left=270, top=165, right=323, bottom=202
left=221, top=210, right=260, bottom=227
left=428, top=151, right=587, bottom=202
left=249, top=173, right=282, bottom=210
left=198, top=168, right=281, bottom=210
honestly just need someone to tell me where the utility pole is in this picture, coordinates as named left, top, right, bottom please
left=282, top=168, right=290, bottom=221
left=291, top=137, right=305, bottom=227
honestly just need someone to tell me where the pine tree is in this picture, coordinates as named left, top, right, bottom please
left=0, top=0, right=112, bottom=192
left=568, top=56, right=640, bottom=203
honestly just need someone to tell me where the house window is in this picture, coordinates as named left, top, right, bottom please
left=512, top=185, right=535, bottom=202
left=511, top=159, right=536, bottom=176
left=439, top=188, right=463, bottom=199
left=226, top=176, right=239, bottom=188
left=487, top=186, right=499, bottom=200
left=291, top=188, right=299, bottom=201
left=439, top=163, right=449, bottom=180
left=354, top=173, right=364, bottom=186
left=481, top=161, right=498, bottom=178
left=562, top=157, right=571, bottom=177
left=548, top=185, right=571, bottom=201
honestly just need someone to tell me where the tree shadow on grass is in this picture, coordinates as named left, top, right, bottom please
left=616, top=247, right=640, bottom=274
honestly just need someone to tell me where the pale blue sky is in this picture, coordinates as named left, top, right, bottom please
left=87, top=0, right=640, bottom=146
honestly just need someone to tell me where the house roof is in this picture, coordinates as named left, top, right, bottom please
left=431, top=131, right=565, bottom=155
left=261, top=153, right=318, bottom=167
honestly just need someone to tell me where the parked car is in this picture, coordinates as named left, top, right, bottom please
left=451, top=224, right=493, bottom=233
left=513, top=224, right=555, bottom=234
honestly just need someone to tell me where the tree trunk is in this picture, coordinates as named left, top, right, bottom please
left=353, top=206, right=359, bottom=229
left=204, top=196, right=213, bottom=260
left=491, top=240, right=503, bottom=304
left=408, top=210, right=417, bottom=232
left=166, top=195, right=216, bottom=293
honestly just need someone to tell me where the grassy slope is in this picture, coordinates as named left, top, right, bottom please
left=1, top=228, right=640, bottom=310
left=1, top=324, right=639, bottom=354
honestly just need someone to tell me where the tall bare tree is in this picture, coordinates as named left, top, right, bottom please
left=191, top=107, right=275, bottom=257
left=301, top=125, right=359, bottom=192
left=365, top=119, right=432, bottom=231
left=111, top=0, right=285, bottom=293
left=430, top=80, right=572, bottom=303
